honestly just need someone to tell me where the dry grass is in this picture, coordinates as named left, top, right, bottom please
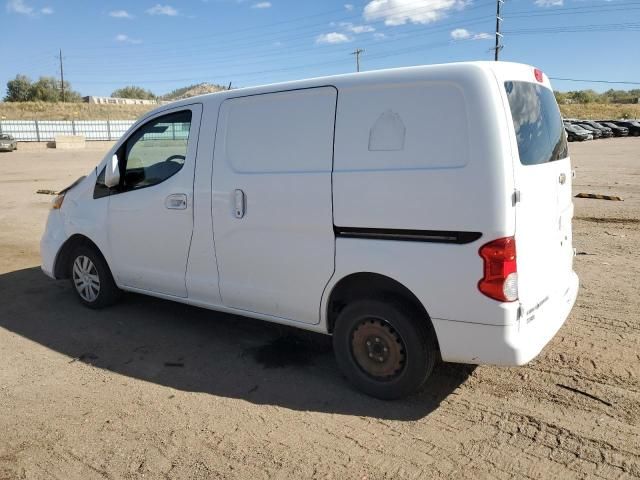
left=0, top=102, right=155, bottom=120
left=559, top=103, right=640, bottom=120
left=1, top=101, right=639, bottom=121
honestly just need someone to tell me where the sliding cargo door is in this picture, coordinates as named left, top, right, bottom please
left=211, top=87, right=337, bottom=324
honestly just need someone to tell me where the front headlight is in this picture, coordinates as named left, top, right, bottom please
left=52, top=192, right=66, bottom=209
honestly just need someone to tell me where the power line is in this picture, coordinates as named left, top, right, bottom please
left=549, top=77, right=640, bottom=86
left=66, top=19, right=640, bottom=87
left=58, top=0, right=498, bottom=58
left=65, top=20, right=637, bottom=83
left=58, top=0, right=637, bottom=61
left=504, top=22, right=640, bottom=35
left=64, top=16, right=494, bottom=75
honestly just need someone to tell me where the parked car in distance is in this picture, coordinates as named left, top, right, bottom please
left=40, top=62, right=579, bottom=399
left=0, top=134, right=17, bottom=152
left=578, top=120, right=613, bottom=138
left=573, top=123, right=602, bottom=139
left=610, top=120, right=640, bottom=136
left=564, top=123, right=592, bottom=141
left=599, top=121, right=629, bottom=137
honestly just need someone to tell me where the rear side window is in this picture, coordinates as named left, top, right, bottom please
left=505, top=81, right=568, bottom=166
left=221, top=87, right=336, bottom=173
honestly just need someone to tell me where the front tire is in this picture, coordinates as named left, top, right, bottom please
left=333, top=299, right=437, bottom=400
left=70, top=245, right=120, bottom=309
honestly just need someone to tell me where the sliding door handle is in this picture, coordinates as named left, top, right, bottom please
left=234, top=189, right=245, bottom=218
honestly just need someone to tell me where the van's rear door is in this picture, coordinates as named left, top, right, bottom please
left=503, top=75, right=574, bottom=321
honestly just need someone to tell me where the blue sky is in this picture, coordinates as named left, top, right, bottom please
left=1, top=0, right=638, bottom=97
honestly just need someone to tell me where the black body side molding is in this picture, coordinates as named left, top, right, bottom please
left=334, top=226, right=482, bottom=245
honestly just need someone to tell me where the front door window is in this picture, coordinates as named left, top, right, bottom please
left=121, top=110, right=192, bottom=190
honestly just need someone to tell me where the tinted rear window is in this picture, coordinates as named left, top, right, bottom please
left=505, top=81, right=568, bottom=166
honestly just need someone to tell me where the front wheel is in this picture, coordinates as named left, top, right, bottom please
left=70, top=245, right=121, bottom=309
left=333, top=299, right=437, bottom=400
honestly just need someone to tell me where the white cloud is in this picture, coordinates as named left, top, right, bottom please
left=340, top=22, right=375, bottom=34
left=6, top=0, right=33, bottom=15
left=374, top=32, right=386, bottom=39
left=535, top=0, right=563, bottom=6
left=472, top=32, right=492, bottom=40
left=344, top=3, right=354, bottom=10
left=252, top=1, right=271, bottom=7
left=364, top=0, right=469, bottom=26
left=450, top=28, right=470, bottom=39
left=146, top=4, right=178, bottom=16
left=316, top=32, right=352, bottom=44
left=115, top=33, right=142, bottom=44
left=109, top=9, right=133, bottom=19
left=451, top=28, right=492, bottom=41
left=6, top=0, right=54, bottom=16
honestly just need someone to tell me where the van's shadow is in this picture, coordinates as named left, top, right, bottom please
left=0, top=267, right=474, bottom=420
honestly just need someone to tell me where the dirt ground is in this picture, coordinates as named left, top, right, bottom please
left=0, top=139, right=638, bottom=479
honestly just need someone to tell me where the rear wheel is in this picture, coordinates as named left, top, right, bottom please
left=70, top=245, right=120, bottom=309
left=333, top=299, right=437, bottom=400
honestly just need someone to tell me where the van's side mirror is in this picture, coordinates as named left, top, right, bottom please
left=105, top=154, right=121, bottom=188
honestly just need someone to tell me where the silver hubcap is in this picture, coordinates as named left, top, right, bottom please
left=72, top=255, right=100, bottom=302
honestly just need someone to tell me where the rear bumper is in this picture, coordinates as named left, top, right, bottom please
left=433, top=271, right=579, bottom=366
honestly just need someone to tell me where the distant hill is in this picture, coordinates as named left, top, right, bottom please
left=161, top=83, right=227, bottom=101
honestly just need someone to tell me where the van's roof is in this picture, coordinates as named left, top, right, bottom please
left=143, top=61, right=549, bottom=120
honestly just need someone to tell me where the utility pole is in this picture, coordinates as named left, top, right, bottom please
left=351, top=48, right=364, bottom=72
left=494, top=0, right=504, bottom=61
left=59, top=48, right=65, bottom=102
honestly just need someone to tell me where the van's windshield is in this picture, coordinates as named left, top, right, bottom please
left=505, top=81, right=568, bottom=166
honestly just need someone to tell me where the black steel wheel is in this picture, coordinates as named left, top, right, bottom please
left=333, top=298, right=437, bottom=400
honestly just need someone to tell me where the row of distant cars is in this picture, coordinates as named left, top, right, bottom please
left=563, top=119, right=640, bottom=141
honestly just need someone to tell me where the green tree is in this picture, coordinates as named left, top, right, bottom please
left=29, top=76, right=62, bottom=102
left=111, top=86, right=156, bottom=100
left=567, top=90, right=598, bottom=104
left=4, top=74, right=81, bottom=102
left=27, top=76, right=81, bottom=102
left=554, top=91, right=568, bottom=104
left=4, top=74, right=32, bottom=101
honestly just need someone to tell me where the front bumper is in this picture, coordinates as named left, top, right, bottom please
left=40, top=210, right=67, bottom=279
left=433, top=271, right=579, bottom=366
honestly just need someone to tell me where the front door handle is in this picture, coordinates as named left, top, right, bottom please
left=165, top=193, right=187, bottom=210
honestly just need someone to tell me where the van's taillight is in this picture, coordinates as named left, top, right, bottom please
left=478, top=236, right=518, bottom=302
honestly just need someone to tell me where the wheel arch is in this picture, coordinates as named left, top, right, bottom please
left=53, top=234, right=110, bottom=279
left=325, top=272, right=439, bottom=350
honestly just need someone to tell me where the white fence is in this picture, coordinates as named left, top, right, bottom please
left=0, top=120, right=135, bottom=142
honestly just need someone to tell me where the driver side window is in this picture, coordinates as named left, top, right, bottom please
left=122, top=110, right=192, bottom=190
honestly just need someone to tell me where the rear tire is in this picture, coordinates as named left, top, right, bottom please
left=69, top=245, right=121, bottom=309
left=333, top=298, right=437, bottom=400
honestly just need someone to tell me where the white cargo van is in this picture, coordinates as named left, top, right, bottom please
left=41, top=62, right=579, bottom=399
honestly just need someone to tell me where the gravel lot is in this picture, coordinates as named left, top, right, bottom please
left=0, top=139, right=638, bottom=479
